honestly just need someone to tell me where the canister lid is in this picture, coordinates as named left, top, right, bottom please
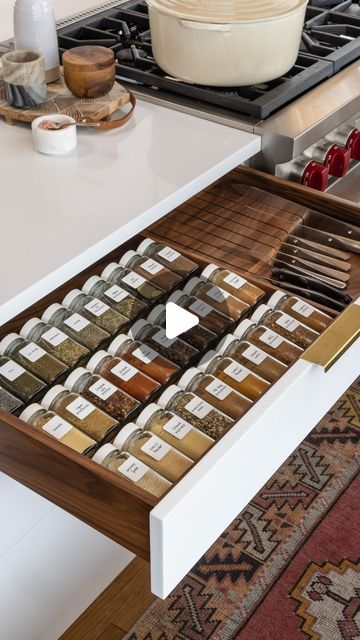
left=42, top=303, right=64, bottom=324
left=19, top=403, right=44, bottom=423
left=92, top=443, right=118, bottom=465
left=119, top=250, right=138, bottom=268
left=251, top=304, right=271, bottom=324
left=41, top=384, right=67, bottom=410
left=147, top=0, right=307, bottom=23
left=20, top=318, right=43, bottom=338
left=128, top=319, right=150, bottom=340
left=147, top=304, right=165, bottom=325
left=136, top=403, right=161, bottom=428
left=82, top=276, right=103, bottom=295
left=62, top=289, right=83, bottom=308
left=137, top=238, right=156, bottom=255
left=267, top=290, right=287, bottom=310
left=64, top=367, right=89, bottom=391
left=0, top=333, right=21, bottom=355
left=183, top=277, right=202, bottom=296
left=158, top=384, right=182, bottom=409
left=216, top=334, right=238, bottom=355
left=168, top=290, right=186, bottom=305
left=101, top=263, right=120, bottom=281
left=108, top=334, right=132, bottom=356
left=62, top=46, right=114, bottom=72
left=86, top=350, right=110, bottom=373
left=201, top=264, right=220, bottom=281
left=198, top=350, right=219, bottom=372
left=178, top=367, right=201, bottom=390
left=233, top=319, right=255, bottom=339
left=113, top=422, right=140, bottom=449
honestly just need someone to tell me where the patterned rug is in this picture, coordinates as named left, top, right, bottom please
left=124, top=377, right=360, bottom=640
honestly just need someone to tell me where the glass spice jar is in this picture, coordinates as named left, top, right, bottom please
left=0, top=356, right=46, bottom=403
left=129, top=320, right=199, bottom=369
left=86, top=351, right=160, bottom=404
left=183, top=277, right=249, bottom=323
left=216, top=334, right=287, bottom=384
left=101, top=263, right=164, bottom=304
left=137, top=238, right=199, bottom=279
left=92, top=443, right=171, bottom=498
left=42, top=304, right=110, bottom=352
left=0, top=385, right=24, bottom=415
left=113, top=423, right=193, bottom=482
left=108, top=334, right=180, bottom=386
left=201, top=263, right=265, bottom=306
left=20, top=403, right=96, bottom=455
left=251, top=305, right=318, bottom=350
left=234, top=320, right=303, bottom=366
left=64, top=367, right=140, bottom=425
left=168, top=291, right=231, bottom=335
left=41, top=385, right=119, bottom=442
left=267, top=290, right=332, bottom=334
left=62, top=289, right=128, bottom=336
left=0, top=333, right=67, bottom=385
left=178, top=367, right=251, bottom=421
left=147, top=304, right=217, bottom=352
left=198, top=350, right=270, bottom=401
left=136, top=402, right=214, bottom=460
left=21, top=318, right=90, bottom=369
left=119, top=250, right=182, bottom=292
left=158, top=385, right=234, bottom=440
left=82, top=275, right=146, bottom=321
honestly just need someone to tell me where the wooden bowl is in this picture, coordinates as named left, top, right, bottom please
left=62, top=46, right=115, bottom=99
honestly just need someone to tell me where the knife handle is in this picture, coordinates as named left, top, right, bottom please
left=273, top=259, right=347, bottom=290
left=271, top=266, right=352, bottom=303
left=276, top=253, right=350, bottom=283
left=280, top=243, right=351, bottom=273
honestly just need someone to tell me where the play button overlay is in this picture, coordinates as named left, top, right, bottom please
left=165, top=302, right=199, bottom=340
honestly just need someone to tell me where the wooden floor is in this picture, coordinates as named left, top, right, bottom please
left=61, top=558, right=155, bottom=640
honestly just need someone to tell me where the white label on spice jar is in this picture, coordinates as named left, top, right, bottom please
left=259, top=330, right=283, bottom=349
left=224, top=362, right=249, bottom=383
left=158, top=246, right=180, bottom=263
left=64, top=313, right=90, bottom=332
left=42, top=327, right=67, bottom=347
left=152, top=329, right=176, bottom=348
left=89, top=378, right=117, bottom=400
left=241, top=345, right=267, bottom=365
left=111, top=360, right=138, bottom=381
left=122, top=271, right=146, bottom=290
left=163, top=416, right=192, bottom=440
left=141, top=435, right=171, bottom=461
left=19, top=343, right=46, bottom=363
left=105, top=285, right=129, bottom=303
left=185, top=396, right=212, bottom=419
left=133, top=346, right=157, bottom=364
left=42, top=416, right=73, bottom=440
left=0, top=360, right=25, bottom=381
left=141, top=259, right=164, bottom=275
left=189, top=300, right=213, bottom=318
left=206, top=286, right=230, bottom=303
left=205, top=379, right=232, bottom=400
left=276, top=314, right=301, bottom=333
left=118, top=455, right=148, bottom=483
left=66, top=398, right=95, bottom=420
left=292, top=300, right=315, bottom=318
left=84, top=299, right=110, bottom=317
left=223, top=272, right=247, bottom=290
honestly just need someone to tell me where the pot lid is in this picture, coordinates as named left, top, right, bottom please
left=146, top=0, right=307, bottom=22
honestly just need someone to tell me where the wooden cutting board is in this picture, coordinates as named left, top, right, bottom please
left=0, top=69, right=131, bottom=126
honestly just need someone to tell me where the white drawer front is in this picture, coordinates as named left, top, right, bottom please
left=150, top=299, right=360, bottom=598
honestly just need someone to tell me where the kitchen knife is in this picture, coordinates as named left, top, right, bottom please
left=305, top=210, right=360, bottom=242
left=269, top=279, right=347, bottom=312
left=271, top=267, right=352, bottom=304
left=276, top=252, right=350, bottom=283
left=273, top=258, right=348, bottom=289
left=286, top=235, right=351, bottom=261
left=280, top=242, right=351, bottom=272
left=297, top=225, right=360, bottom=254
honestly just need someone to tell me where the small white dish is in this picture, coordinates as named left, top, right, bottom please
left=32, top=114, right=77, bottom=155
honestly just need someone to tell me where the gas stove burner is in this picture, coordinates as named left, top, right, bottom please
left=117, top=44, right=155, bottom=70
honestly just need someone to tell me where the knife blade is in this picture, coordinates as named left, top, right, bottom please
left=280, top=243, right=351, bottom=272
left=273, top=258, right=348, bottom=289
left=276, top=252, right=350, bottom=284
left=286, top=235, right=351, bottom=261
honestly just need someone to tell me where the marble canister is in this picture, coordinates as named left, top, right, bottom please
left=32, top=114, right=78, bottom=155
left=2, top=50, right=47, bottom=109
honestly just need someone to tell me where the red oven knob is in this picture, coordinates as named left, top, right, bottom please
left=346, top=129, right=360, bottom=161
left=301, top=161, right=329, bottom=191
left=325, top=144, right=350, bottom=177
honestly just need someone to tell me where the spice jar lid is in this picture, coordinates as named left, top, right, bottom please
left=136, top=402, right=161, bottom=428
left=108, top=334, right=132, bottom=356
left=82, top=276, right=103, bottom=295
left=267, top=290, right=287, bottom=310
left=64, top=367, right=90, bottom=391
left=251, top=305, right=271, bottom=325
left=201, top=263, right=220, bottom=281
left=41, top=384, right=67, bottom=410
left=168, top=290, right=186, bottom=305
left=0, top=333, right=21, bottom=355
left=19, top=402, right=44, bottom=423
left=158, top=384, right=182, bottom=409
left=42, top=303, right=64, bottom=324
left=233, top=319, right=256, bottom=339
left=178, top=367, right=202, bottom=390
left=92, top=443, right=118, bottom=465
left=198, top=350, right=219, bottom=372
left=216, top=334, right=238, bottom=355
left=128, top=319, right=151, bottom=341
left=119, top=250, right=138, bottom=268
left=62, top=289, right=83, bottom=308
left=113, top=422, right=141, bottom=450
left=86, top=350, right=110, bottom=373
left=147, top=304, right=165, bottom=325
left=20, top=318, right=43, bottom=339
left=183, top=277, right=203, bottom=296
left=137, top=238, right=155, bottom=255
left=101, top=262, right=120, bottom=281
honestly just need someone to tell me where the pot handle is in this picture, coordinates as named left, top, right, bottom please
left=178, top=19, right=231, bottom=32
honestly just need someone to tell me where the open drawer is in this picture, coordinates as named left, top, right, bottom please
left=1, top=189, right=359, bottom=599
